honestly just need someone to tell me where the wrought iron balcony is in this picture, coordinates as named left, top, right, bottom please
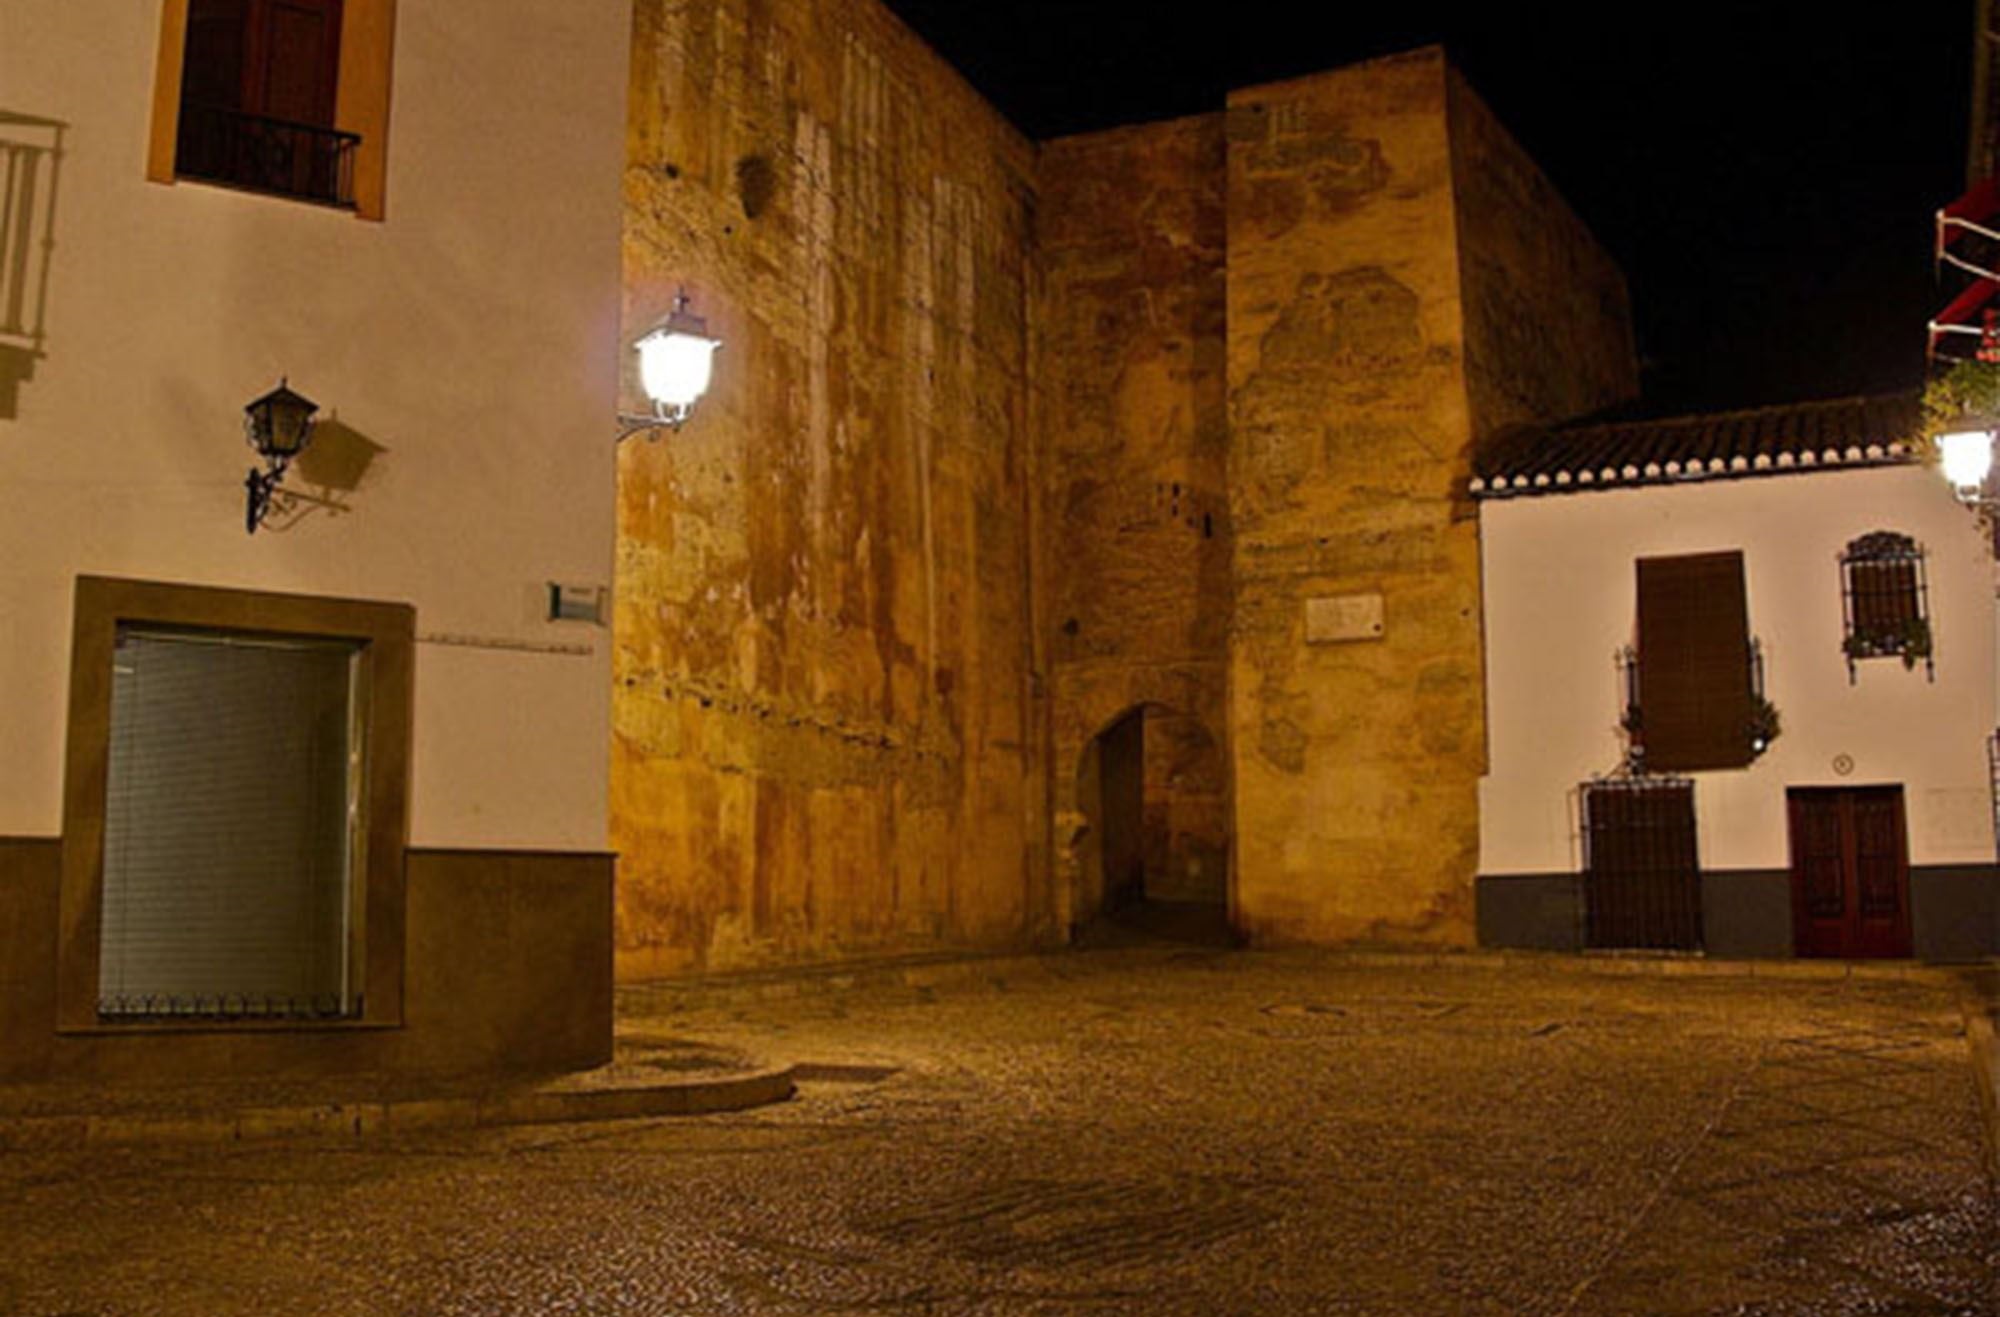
left=174, top=103, right=358, bottom=209
left=1618, top=636, right=1777, bottom=771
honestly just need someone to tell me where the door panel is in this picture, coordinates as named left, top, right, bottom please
left=1794, top=795, right=1845, bottom=921
left=1788, top=787, right=1911, bottom=959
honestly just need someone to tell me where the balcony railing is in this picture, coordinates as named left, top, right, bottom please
left=1618, top=636, right=1777, bottom=771
left=174, top=103, right=358, bottom=209
left=0, top=112, right=63, bottom=356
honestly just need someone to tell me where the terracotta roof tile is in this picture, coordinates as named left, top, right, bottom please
left=1470, top=392, right=1923, bottom=498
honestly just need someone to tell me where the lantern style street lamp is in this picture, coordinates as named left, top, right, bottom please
left=1938, top=425, right=1995, bottom=501
left=618, top=289, right=722, bottom=442
left=244, top=379, right=319, bottom=534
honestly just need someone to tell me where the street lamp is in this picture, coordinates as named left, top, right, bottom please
left=244, top=379, right=319, bottom=534
left=1938, top=425, right=1995, bottom=500
left=619, top=289, right=722, bottom=442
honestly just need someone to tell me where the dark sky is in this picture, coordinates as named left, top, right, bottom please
left=881, top=1, right=1974, bottom=416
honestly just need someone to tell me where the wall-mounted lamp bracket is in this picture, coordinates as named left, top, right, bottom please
left=615, top=404, right=691, bottom=444
left=242, top=379, right=319, bottom=534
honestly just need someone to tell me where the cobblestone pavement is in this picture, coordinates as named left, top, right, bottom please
left=0, top=951, right=1993, bottom=1315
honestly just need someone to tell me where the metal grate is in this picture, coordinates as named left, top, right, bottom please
left=97, top=629, right=363, bottom=1021
left=1988, top=730, right=2000, bottom=860
left=98, top=992, right=358, bottom=1022
left=1581, top=777, right=1702, bottom=950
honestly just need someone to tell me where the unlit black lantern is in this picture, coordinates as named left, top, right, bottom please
left=243, top=379, right=319, bottom=533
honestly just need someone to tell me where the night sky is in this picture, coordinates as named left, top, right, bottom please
left=881, top=1, right=1974, bottom=417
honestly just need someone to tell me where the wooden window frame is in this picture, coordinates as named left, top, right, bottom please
left=146, top=0, right=396, bottom=220
left=56, top=576, right=413, bottom=1033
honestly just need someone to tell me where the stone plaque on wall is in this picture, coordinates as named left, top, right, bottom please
left=1305, top=592, right=1384, bottom=644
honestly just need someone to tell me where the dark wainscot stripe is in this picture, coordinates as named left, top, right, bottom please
left=1910, top=865, right=2000, bottom=964
left=1475, top=873, right=1583, bottom=952
left=1701, top=870, right=1794, bottom=960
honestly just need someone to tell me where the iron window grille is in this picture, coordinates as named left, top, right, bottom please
left=1579, top=775, right=1702, bottom=951
left=1839, top=531, right=1933, bottom=682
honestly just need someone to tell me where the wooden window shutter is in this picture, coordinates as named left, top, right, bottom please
left=246, top=0, right=344, bottom=128
left=1636, top=551, right=1752, bottom=771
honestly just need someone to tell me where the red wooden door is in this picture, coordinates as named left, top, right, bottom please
left=1788, top=787, right=1911, bottom=958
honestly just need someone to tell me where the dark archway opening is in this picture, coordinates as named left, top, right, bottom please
left=1074, top=704, right=1233, bottom=947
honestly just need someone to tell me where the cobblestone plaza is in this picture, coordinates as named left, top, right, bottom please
left=1, top=952, right=1992, bottom=1315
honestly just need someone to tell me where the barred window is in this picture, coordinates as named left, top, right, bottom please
left=1840, top=532, right=1932, bottom=680
left=1581, top=777, right=1701, bottom=950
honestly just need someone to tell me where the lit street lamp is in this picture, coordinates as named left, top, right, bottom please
left=619, top=289, right=721, bottom=442
left=1937, top=425, right=1995, bottom=500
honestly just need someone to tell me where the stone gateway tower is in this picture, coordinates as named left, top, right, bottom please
left=616, top=3, right=1637, bottom=976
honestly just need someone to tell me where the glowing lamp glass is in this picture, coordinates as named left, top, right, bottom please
left=637, top=327, right=719, bottom=414
left=1939, top=428, right=1994, bottom=493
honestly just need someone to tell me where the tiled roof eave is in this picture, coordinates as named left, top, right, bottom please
left=1470, top=449, right=1920, bottom=499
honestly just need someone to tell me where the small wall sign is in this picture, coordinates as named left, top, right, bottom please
left=548, top=583, right=607, bottom=625
left=1305, top=592, right=1385, bottom=644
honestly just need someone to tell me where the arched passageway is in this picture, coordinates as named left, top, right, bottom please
left=1072, top=703, right=1233, bottom=946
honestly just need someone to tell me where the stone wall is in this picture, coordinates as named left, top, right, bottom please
left=1446, top=71, right=1639, bottom=440
left=615, top=0, right=1050, bottom=975
left=1039, top=117, right=1232, bottom=929
left=1223, top=49, right=1635, bottom=946
left=613, top=18, right=1635, bottom=971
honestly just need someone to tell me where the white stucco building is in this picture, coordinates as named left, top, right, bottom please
left=1473, top=394, right=2000, bottom=962
left=0, top=0, right=632, bottom=1080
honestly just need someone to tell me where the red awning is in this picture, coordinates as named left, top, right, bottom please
left=1940, top=176, right=2000, bottom=254
left=1929, top=276, right=2000, bottom=358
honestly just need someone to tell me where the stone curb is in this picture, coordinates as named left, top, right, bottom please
left=617, top=948, right=1076, bottom=1012
left=1325, top=948, right=1968, bottom=983
left=1959, top=984, right=2000, bottom=1184
left=621, top=943, right=1974, bottom=1014
left=0, top=1065, right=797, bottom=1153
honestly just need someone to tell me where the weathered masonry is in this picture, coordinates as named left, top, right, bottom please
left=615, top=2, right=1639, bottom=976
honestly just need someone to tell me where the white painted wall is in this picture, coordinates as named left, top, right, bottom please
left=0, top=1, right=631, bottom=849
left=1479, top=465, right=1997, bottom=874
